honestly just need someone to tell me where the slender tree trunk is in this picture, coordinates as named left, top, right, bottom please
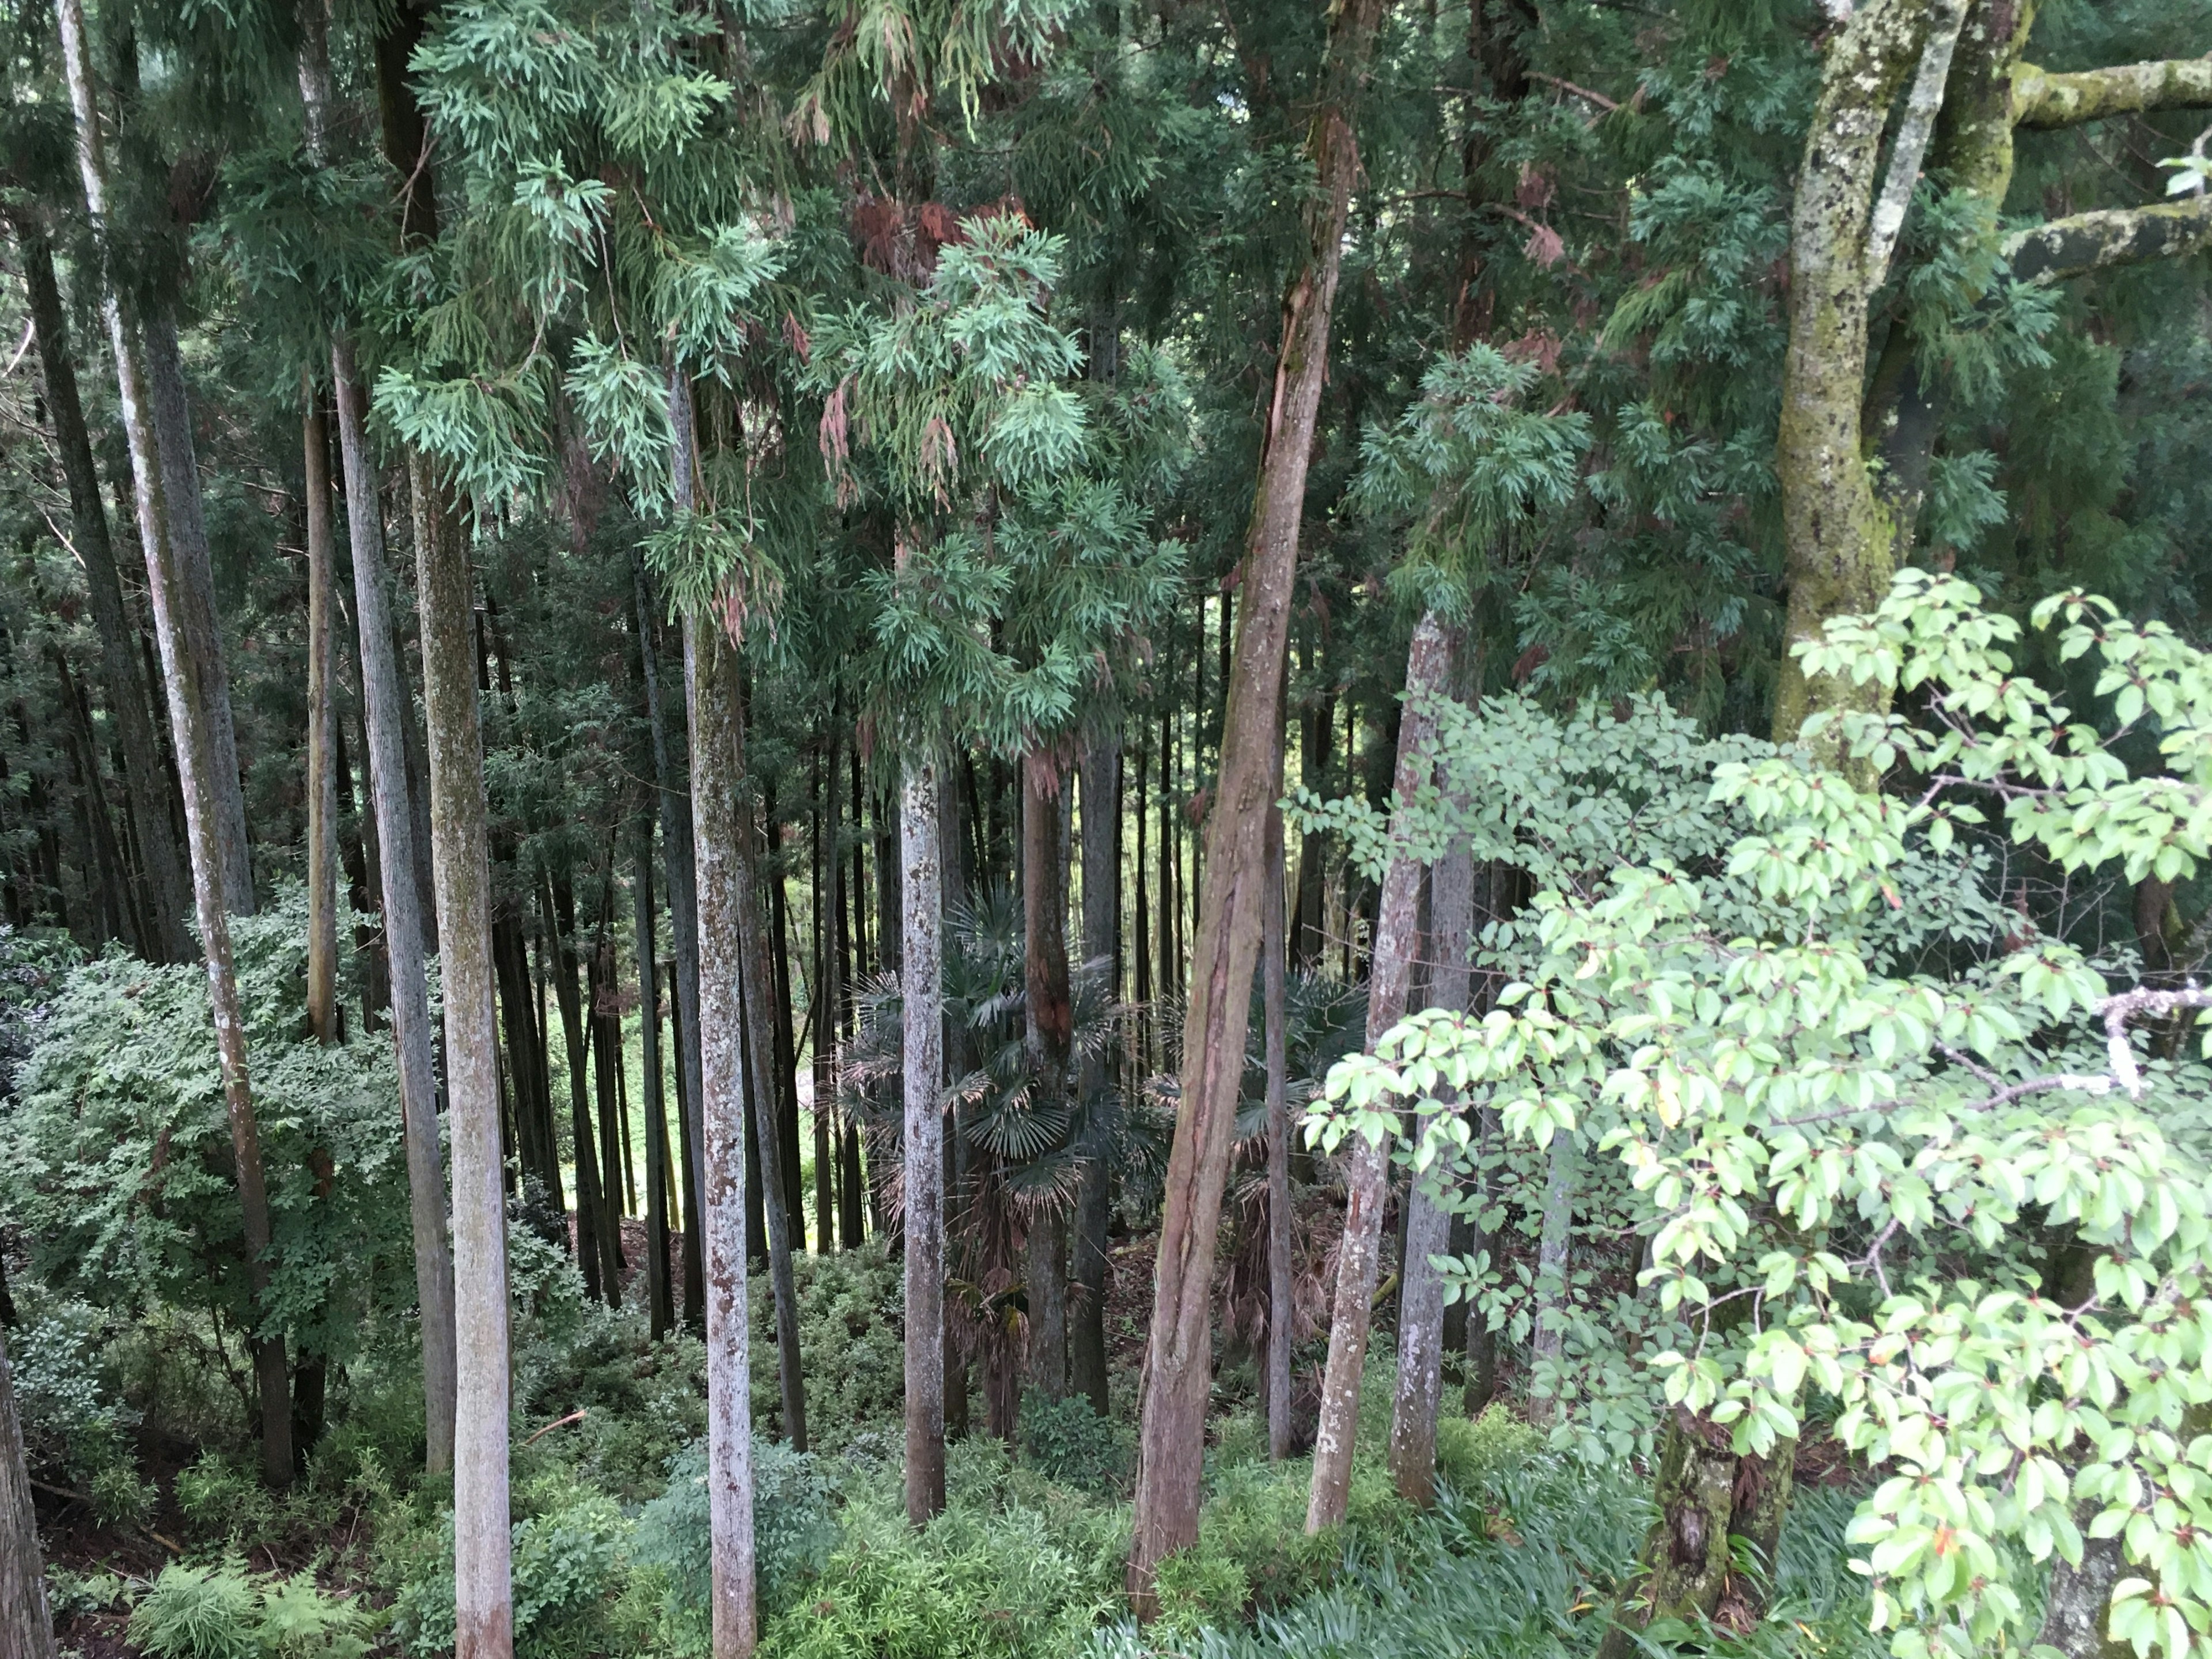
left=1390, top=831, right=1474, bottom=1501
left=1525, top=1132, right=1578, bottom=1427
left=812, top=738, right=836, bottom=1255
left=310, top=0, right=460, bottom=1457
left=547, top=873, right=613, bottom=1302
left=685, top=616, right=760, bottom=1659
left=1306, top=610, right=1449, bottom=1532
left=1127, top=0, right=1388, bottom=1604
left=328, top=354, right=459, bottom=1471
left=408, top=454, right=513, bottom=1659
left=728, top=690, right=806, bottom=1450
left=1070, top=728, right=1118, bottom=1417
left=1771, top=0, right=1943, bottom=759
left=1022, top=751, right=1073, bottom=1403
left=901, top=751, right=946, bottom=1521
left=1263, top=792, right=1293, bottom=1462
left=591, top=910, right=631, bottom=1266
left=9, top=211, right=190, bottom=963
left=638, top=827, right=675, bottom=1338
left=0, top=1324, right=55, bottom=1659
left=141, top=317, right=253, bottom=913
left=303, top=384, right=340, bottom=1043
left=635, top=550, right=706, bottom=1328
left=55, top=0, right=290, bottom=1484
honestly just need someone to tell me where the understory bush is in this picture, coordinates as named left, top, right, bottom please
left=128, top=1560, right=371, bottom=1659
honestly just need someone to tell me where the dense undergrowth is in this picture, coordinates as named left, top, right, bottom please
left=22, top=1226, right=1883, bottom=1659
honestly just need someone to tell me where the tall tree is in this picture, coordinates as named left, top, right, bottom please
left=1069, top=728, right=1119, bottom=1416
left=1306, top=609, right=1449, bottom=1531
left=53, top=0, right=291, bottom=1486
left=1127, top=0, right=1389, bottom=1599
left=301, top=384, right=339, bottom=1044
left=410, top=458, right=513, bottom=1659
left=685, top=612, right=762, bottom=1659
left=902, top=749, right=946, bottom=1522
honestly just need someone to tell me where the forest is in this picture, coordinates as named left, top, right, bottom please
left=1, top=0, right=2210, bottom=1652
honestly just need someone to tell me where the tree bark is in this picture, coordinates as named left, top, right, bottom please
left=1770, top=0, right=1942, bottom=760
left=728, top=688, right=806, bottom=1450
left=303, top=382, right=340, bottom=1044
left=638, top=827, right=675, bottom=1338
left=1070, top=727, right=1119, bottom=1418
left=1594, top=1411, right=1795, bottom=1659
left=2003, top=196, right=2212, bottom=285
left=635, top=547, right=706, bottom=1328
left=901, top=752, right=946, bottom=1522
left=685, top=616, right=760, bottom=1659
left=9, top=211, right=190, bottom=964
left=0, top=1323, right=55, bottom=1659
left=1263, top=786, right=1294, bottom=1462
left=141, top=316, right=253, bottom=912
left=1126, top=0, right=1388, bottom=1606
left=2012, top=55, right=2212, bottom=126
left=331, top=350, right=457, bottom=1472
left=55, top=0, right=290, bottom=1484
left=1390, top=805, right=1475, bottom=1503
left=547, top=873, right=613, bottom=1302
left=1022, top=751, right=1073, bottom=1403
left=409, top=453, right=513, bottom=1659
left=1306, top=609, right=1450, bottom=1531
left=1525, top=1131, right=1578, bottom=1427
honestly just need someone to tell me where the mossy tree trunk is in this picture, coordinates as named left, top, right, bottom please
left=1771, top=0, right=1944, bottom=760
left=902, top=749, right=945, bottom=1522
left=1594, top=1410, right=1797, bottom=1659
left=0, top=1324, right=54, bottom=1659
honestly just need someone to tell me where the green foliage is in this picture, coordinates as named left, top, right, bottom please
left=634, top=1440, right=840, bottom=1646
left=0, top=889, right=415, bottom=1366
left=1018, top=1392, right=1131, bottom=1496
left=1315, top=571, right=2212, bottom=1659
left=128, top=1561, right=370, bottom=1659
left=392, top=1488, right=627, bottom=1658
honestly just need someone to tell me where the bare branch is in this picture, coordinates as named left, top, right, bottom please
left=2004, top=194, right=2212, bottom=285
left=2012, top=56, right=2212, bottom=130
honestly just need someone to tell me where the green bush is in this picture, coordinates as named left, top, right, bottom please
left=128, top=1562, right=261, bottom=1659
left=128, top=1562, right=373, bottom=1659
left=632, top=1438, right=839, bottom=1649
left=178, top=1450, right=279, bottom=1541
left=1018, top=1391, right=1131, bottom=1496
left=391, top=1490, right=627, bottom=1658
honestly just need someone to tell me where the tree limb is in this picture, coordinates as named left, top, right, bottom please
left=2002, top=194, right=2212, bottom=285
left=2012, top=56, right=2212, bottom=130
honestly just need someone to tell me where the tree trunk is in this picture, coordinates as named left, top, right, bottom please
left=901, top=752, right=946, bottom=1521
left=812, top=735, right=837, bottom=1255
left=1525, top=1130, right=1578, bottom=1427
left=409, top=453, right=514, bottom=1659
left=685, top=616, right=760, bottom=1659
left=547, top=874, right=612, bottom=1301
left=140, top=317, right=253, bottom=913
left=330, top=349, right=457, bottom=1472
left=638, top=828, right=675, bottom=1338
left=9, top=211, right=190, bottom=964
left=1770, top=0, right=1942, bottom=760
left=728, top=687, right=806, bottom=1450
left=1594, top=1411, right=1795, bottom=1659
left=1263, top=787, right=1294, bottom=1462
left=1306, top=610, right=1450, bottom=1532
left=1391, top=830, right=1474, bottom=1500
left=54, top=0, right=290, bottom=1484
left=1126, top=0, right=1388, bottom=1606
left=303, top=382, right=340, bottom=1044
left=635, top=550, right=706, bottom=1329
left=1070, top=727, right=1118, bottom=1418
left=591, top=907, right=632, bottom=1259
left=0, top=1323, right=55, bottom=1659
left=1022, top=751, right=1073, bottom=1403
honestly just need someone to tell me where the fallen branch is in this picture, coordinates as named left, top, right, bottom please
left=524, top=1408, right=588, bottom=1446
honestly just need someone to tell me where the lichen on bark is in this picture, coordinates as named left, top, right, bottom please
left=1772, top=0, right=1941, bottom=763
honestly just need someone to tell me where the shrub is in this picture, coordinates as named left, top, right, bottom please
left=391, top=1490, right=627, bottom=1658
left=178, top=1450, right=279, bottom=1541
left=251, top=1572, right=373, bottom=1659
left=1018, top=1391, right=1131, bottom=1496
left=633, top=1438, right=839, bottom=1649
left=127, top=1562, right=260, bottom=1659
